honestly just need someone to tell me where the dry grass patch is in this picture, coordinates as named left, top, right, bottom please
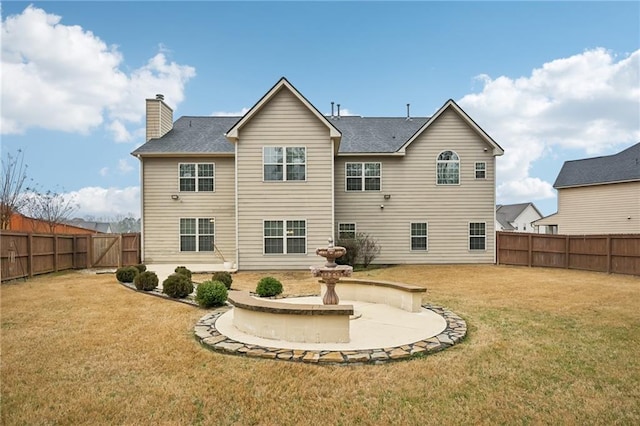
left=2, top=266, right=639, bottom=425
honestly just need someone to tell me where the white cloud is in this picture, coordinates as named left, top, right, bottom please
left=107, top=120, right=133, bottom=143
left=0, top=5, right=195, bottom=140
left=459, top=47, right=640, bottom=203
left=99, top=167, right=109, bottom=177
left=497, top=178, right=555, bottom=203
left=212, top=107, right=250, bottom=117
left=118, top=159, right=134, bottom=174
left=65, top=186, right=140, bottom=218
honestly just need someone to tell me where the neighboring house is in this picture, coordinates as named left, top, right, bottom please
left=7, top=212, right=101, bottom=235
left=496, top=203, right=545, bottom=233
left=132, top=77, right=504, bottom=270
left=535, top=142, right=640, bottom=235
left=65, top=218, right=113, bottom=234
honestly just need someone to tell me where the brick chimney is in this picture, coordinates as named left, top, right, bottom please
left=145, top=94, right=173, bottom=141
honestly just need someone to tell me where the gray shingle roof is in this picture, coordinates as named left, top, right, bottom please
left=495, top=203, right=542, bottom=230
left=132, top=116, right=239, bottom=155
left=131, top=115, right=430, bottom=155
left=330, top=116, right=429, bottom=153
left=554, top=142, right=640, bottom=188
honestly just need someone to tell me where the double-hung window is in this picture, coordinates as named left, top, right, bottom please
left=436, top=151, right=459, bottom=185
left=410, top=222, right=428, bottom=251
left=475, top=162, right=486, bottom=179
left=346, top=162, right=381, bottom=191
left=179, top=163, right=215, bottom=192
left=263, top=147, right=306, bottom=181
left=338, top=223, right=356, bottom=240
left=180, top=218, right=215, bottom=252
left=264, top=220, right=306, bottom=254
left=469, top=222, right=486, bottom=250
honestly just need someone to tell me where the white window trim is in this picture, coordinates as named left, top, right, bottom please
left=262, top=146, right=307, bottom=182
left=436, top=151, right=460, bottom=186
left=468, top=221, right=487, bottom=251
left=475, top=161, right=486, bottom=180
left=344, top=162, right=382, bottom=192
left=179, top=217, right=215, bottom=252
left=410, top=222, right=428, bottom=252
left=337, top=222, right=357, bottom=240
left=262, top=219, right=307, bottom=255
left=178, top=162, right=216, bottom=192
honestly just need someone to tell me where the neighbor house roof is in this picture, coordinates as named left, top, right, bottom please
left=496, top=202, right=543, bottom=230
left=65, top=219, right=112, bottom=234
left=554, top=142, right=640, bottom=188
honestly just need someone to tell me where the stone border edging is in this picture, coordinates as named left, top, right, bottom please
left=194, top=304, right=467, bottom=365
left=117, top=280, right=467, bottom=365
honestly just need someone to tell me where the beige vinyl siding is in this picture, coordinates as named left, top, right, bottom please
left=141, top=157, right=236, bottom=263
left=335, top=108, right=496, bottom=264
left=543, top=182, right=640, bottom=234
left=145, top=99, right=173, bottom=142
left=236, top=88, right=334, bottom=270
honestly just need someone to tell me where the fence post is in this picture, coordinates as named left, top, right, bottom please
left=565, top=235, right=570, bottom=269
left=496, top=232, right=501, bottom=265
left=53, top=235, right=59, bottom=272
left=607, top=236, right=612, bottom=274
left=528, top=234, right=533, bottom=267
left=27, top=233, right=34, bottom=278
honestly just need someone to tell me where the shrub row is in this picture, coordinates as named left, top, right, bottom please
left=118, top=265, right=287, bottom=302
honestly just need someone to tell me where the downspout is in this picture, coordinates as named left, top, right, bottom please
left=331, top=138, right=335, bottom=243
left=234, top=141, right=239, bottom=270
left=493, top=155, right=497, bottom=264
left=137, top=155, right=144, bottom=262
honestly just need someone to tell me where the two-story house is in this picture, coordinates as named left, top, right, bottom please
left=496, top=202, right=545, bottom=233
left=535, top=142, right=640, bottom=235
left=132, top=78, right=504, bottom=270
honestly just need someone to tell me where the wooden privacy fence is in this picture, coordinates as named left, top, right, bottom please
left=497, top=232, right=640, bottom=276
left=1, top=232, right=141, bottom=282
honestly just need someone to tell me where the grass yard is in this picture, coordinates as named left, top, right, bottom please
left=1, top=265, right=639, bottom=425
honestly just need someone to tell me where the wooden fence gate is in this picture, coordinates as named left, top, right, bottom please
left=91, top=234, right=140, bottom=268
left=1, top=232, right=140, bottom=281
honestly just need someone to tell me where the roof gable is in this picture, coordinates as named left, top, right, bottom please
left=554, top=142, right=640, bottom=188
left=397, top=99, right=504, bottom=156
left=225, top=77, right=341, bottom=142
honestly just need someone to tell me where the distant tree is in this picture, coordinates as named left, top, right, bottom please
left=103, top=213, right=141, bottom=233
left=0, top=150, right=30, bottom=230
left=25, top=187, right=79, bottom=233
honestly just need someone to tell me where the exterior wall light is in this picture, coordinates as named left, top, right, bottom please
left=171, top=194, right=179, bottom=200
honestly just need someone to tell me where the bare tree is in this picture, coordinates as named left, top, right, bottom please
left=0, top=150, right=30, bottom=230
left=25, top=188, right=79, bottom=233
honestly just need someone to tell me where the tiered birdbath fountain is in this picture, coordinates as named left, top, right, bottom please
left=310, top=238, right=353, bottom=305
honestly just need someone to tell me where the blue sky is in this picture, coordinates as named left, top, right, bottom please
left=2, top=1, right=639, bottom=218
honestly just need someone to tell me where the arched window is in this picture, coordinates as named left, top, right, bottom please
left=436, top=151, right=459, bottom=184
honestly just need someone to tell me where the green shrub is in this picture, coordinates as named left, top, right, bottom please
left=162, top=273, right=194, bottom=298
left=256, top=276, right=283, bottom=297
left=116, top=266, right=139, bottom=283
left=134, top=271, right=158, bottom=291
left=134, top=264, right=147, bottom=273
left=335, top=238, right=359, bottom=266
left=174, top=266, right=192, bottom=280
left=211, top=271, right=233, bottom=290
left=195, top=280, right=228, bottom=308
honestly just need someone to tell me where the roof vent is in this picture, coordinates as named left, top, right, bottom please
left=406, top=103, right=411, bottom=120
left=337, top=104, right=341, bottom=119
left=331, top=101, right=335, bottom=119
left=156, top=94, right=164, bottom=101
